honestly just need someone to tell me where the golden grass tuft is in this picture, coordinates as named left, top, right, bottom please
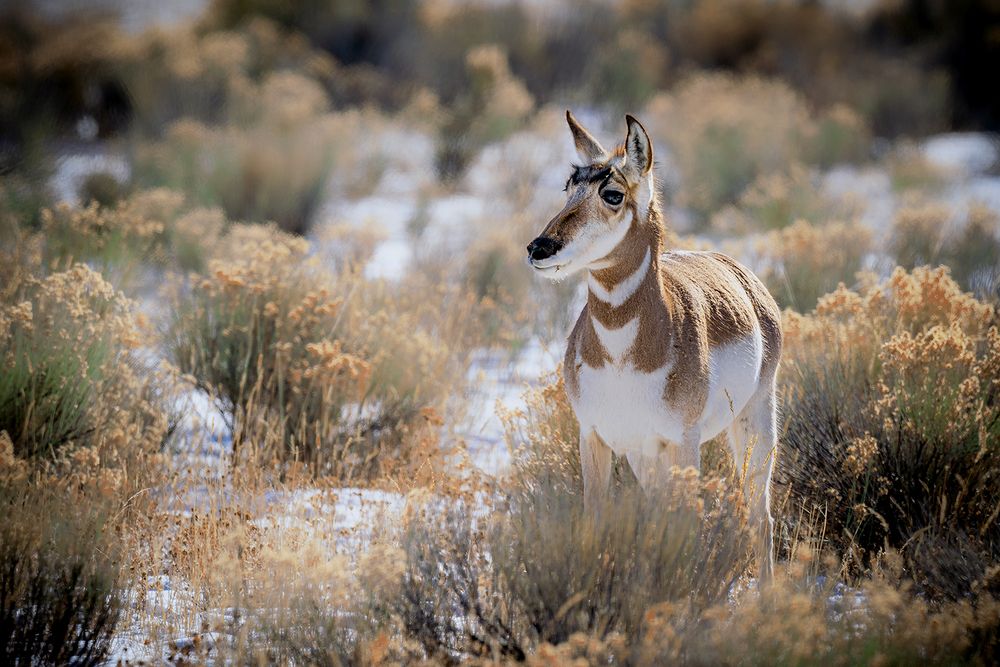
left=0, top=476, right=129, bottom=667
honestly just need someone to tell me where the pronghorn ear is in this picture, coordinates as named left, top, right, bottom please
left=566, top=110, right=605, bottom=163
left=623, top=114, right=653, bottom=182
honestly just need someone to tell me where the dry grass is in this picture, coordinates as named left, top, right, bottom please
left=0, top=476, right=128, bottom=667
left=391, top=471, right=750, bottom=663
left=752, top=217, right=874, bottom=311
left=638, top=555, right=1000, bottom=666
left=502, top=374, right=584, bottom=498
left=162, top=368, right=1000, bottom=665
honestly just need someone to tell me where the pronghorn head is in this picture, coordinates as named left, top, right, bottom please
left=527, top=110, right=655, bottom=280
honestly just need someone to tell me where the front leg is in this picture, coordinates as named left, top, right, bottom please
left=580, top=428, right=613, bottom=513
left=628, top=428, right=701, bottom=492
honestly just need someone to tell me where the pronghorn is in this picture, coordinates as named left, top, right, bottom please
left=527, top=112, right=782, bottom=576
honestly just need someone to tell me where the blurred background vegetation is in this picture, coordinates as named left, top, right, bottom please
left=3, top=0, right=998, bottom=179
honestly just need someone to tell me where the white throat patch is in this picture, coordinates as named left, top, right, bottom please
left=588, top=246, right=651, bottom=307
left=591, top=314, right=640, bottom=366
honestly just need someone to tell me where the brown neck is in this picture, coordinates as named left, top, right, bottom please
left=582, top=203, right=674, bottom=372
left=588, top=203, right=664, bottom=301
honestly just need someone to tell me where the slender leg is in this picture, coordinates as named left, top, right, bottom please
left=626, top=450, right=660, bottom=492
left=680, top=426, right=702, bottom=471
left=580, top=429, right=613, bottom=513
left=727, top=381, right=778, bottom=580
left=627, top=431, right=700, bottom=493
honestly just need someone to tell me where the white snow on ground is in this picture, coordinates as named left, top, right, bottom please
left=105, top=480, right=412, bottom=664
left=458, top=338, right=562, bottom=475
left=944, top=175, right=1000, bottom=214
left=51, top=150, right=130, bottom=205
left=364, top=237, right=414, bottom=281
left=822, top=165, right=895, bottom=231
left=255, top=487, right=408, bottom=550
left=923, top=133, right=999, bottom=176
left=822, top=135, right=1000, bottom=247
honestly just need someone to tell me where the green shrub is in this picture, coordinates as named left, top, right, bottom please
left=0, top=265, right=169, bottom=475
left=164, top=225, right=472, bottom=478
left=0, top=478, right=126, bottom=667
left=778, top=267, right=1000, bottom=598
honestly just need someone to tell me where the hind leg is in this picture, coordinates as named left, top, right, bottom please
left=727, top=380, right=778, bottom=579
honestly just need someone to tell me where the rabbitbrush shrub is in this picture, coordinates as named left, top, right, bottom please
left=0, top=264, right=170, bottom=480
left=644, top=73, right=869, bottom=220
left=753, top=217, right=873, bottom=311
left=778, top=267, right=1000, bottom=598
left=165, top=224, right=473, bottom=479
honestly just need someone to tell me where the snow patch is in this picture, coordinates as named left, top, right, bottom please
left=923, top=133, right=999, bottom=177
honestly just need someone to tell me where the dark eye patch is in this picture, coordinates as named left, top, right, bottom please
left=567, top=164, right=613, bottom=187
left=601, top=190, right=624, bottom=206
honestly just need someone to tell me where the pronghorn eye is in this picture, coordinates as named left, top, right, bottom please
left=601, top=190, right=624, bottom=206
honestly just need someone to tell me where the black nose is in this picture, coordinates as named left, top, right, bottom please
left=527, top=237, right=563, bottom=261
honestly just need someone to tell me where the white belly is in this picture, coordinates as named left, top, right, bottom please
left=573, top=364, right=684, bottom=457
left=570, top=331, right=763, bottom=457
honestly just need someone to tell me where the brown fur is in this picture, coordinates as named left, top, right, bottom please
left=559, top=160, right=782, bottom=430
